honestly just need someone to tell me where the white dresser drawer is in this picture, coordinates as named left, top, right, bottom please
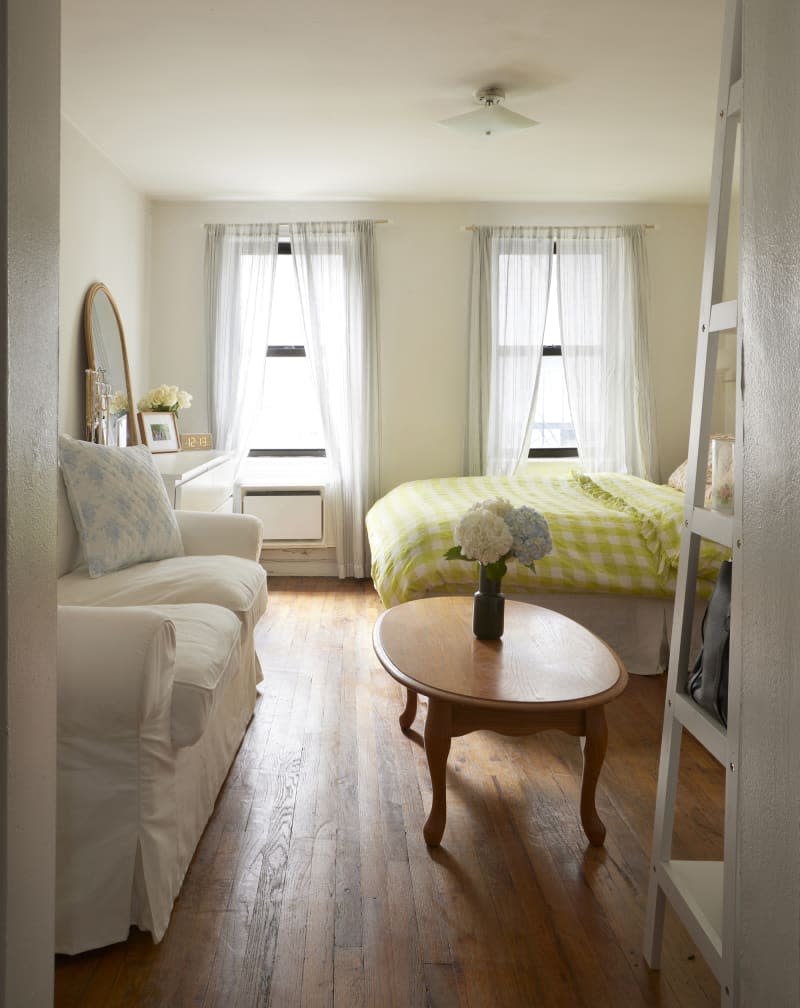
left=155, top=451, right=235, bottom=512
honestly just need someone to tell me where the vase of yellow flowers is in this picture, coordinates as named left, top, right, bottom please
left=445, top=497, right=553, bottom=640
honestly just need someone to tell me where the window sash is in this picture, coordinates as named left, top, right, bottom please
left=246, top=243, right=326, bottom=456
left=524, top=251, right=579, bottom=459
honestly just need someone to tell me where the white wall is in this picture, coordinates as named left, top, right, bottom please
left=738, top=0, right=800, bottom=1001
left=59, top=118, right=151, bottom=572
left=149, top=200, right=707, bottom=491
left=2, top=0, right=60, bottom=1003
left=59, top=117, right=151, bottom=440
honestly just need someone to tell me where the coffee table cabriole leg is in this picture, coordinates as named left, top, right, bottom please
left=580, top=705, right=608, bottom=846
left=399, top=687, right=418, bottom=731
left=422, top=697, right=452, bottom=846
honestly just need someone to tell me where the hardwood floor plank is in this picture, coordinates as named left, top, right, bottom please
left=334, top=624, right=364, bottom=950
left=299, top=836, right=337, bottom=1008
left=56, top=949, right=126, bottom=1008
left=266, top=836, right=313, bottom=1008
left=201, top=910, right=250, bottom=1008
left=388, top=857, right=428, bottom=1008
left=54, top=952, right=106, bottom=1008
left=231, top=749, right=299, bottom=1008
left=333, top=947, right=364, bottom=1008
left=354, top=654, right=397, bottom=1008
left=55, top=579, right=723, bottom=1008
left=334, top=831, right=363, bottom=950
left=361, top=886, right=397, bottom=1008
left=422, top=962, right=463, bottom=1008
left=136, top=910, right=222, bottom=1007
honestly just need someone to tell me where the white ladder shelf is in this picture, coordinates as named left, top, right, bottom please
left=643, top=0, right=742, bottom=1002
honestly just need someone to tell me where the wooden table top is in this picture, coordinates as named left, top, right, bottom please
left=373, top=597, right=628, bottom=711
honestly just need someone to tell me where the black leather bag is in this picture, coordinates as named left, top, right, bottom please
left=687, top=559, right=731, bottom=727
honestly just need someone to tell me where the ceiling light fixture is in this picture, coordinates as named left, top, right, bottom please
left=438, top=86, right=538, bottom=137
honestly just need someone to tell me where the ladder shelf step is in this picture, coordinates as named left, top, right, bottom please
left=728, top=78, right=742, bottom=117
left=671, top=692, right=728, bottom=765
left=709, top=299, right=738, bottom=333
left=656, top=860, right=724, bottom=980
left=690, top=506, right=734, bottom=547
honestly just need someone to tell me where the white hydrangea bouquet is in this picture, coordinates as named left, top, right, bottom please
left=137, top=384, right=193, bottom=415
left=108, top=391, right=129, bottom=416
left=445, top=497, right=553, bottom=585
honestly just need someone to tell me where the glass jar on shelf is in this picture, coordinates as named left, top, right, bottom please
left=711, top=434, right=734, bottom=513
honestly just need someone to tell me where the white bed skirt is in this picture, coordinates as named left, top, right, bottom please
left=502, top=590, right=706, bottom=676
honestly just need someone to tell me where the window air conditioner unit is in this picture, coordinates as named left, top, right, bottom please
left=241, top=489, right=323, bottom=542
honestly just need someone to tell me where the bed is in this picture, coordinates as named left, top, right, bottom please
left=365, top=469, right=729, bottom=676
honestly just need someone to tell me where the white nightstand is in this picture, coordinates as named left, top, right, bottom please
left=153, top=450, right=235, bottom=513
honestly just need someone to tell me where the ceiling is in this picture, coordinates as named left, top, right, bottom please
left=62, top=0, right=725, bottom=204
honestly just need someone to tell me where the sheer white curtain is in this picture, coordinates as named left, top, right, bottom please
left=556, top=225, right=657, bottom=478
left=289, top=220, right=379, bottom=579
left=205, top=223, right=279, bottom=473
left=466, top=227, right=554, bottom=475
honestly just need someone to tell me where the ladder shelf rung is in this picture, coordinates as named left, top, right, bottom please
left=671, top=692, right=728, bottom=765
left=708, top=299, right=738, bottom=333
left=728, top=78, right=742, bottom=117
left=689, top=506, right=734, bottom=548
left=656, top=860, right=724, bottom=980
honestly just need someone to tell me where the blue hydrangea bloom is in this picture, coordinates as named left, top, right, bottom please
left=504, top=506, right=553, bottom=570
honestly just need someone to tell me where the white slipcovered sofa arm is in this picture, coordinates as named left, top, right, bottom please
left=58, top=606, right=177, bottom=734
left=175, top=510, right=263, bottom=562
left=56, top=605, right=177, bottom=955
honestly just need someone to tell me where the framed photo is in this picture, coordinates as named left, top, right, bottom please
left=138, top=411, right=180, bottom=453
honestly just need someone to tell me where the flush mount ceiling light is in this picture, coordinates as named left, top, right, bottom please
left=438, top=86, right=538, bottom=137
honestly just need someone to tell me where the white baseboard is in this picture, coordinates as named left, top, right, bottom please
left=259, top=545, right=338, bottom=578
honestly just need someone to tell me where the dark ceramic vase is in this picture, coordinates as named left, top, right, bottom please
left=473, top=565, right=505, bottom=640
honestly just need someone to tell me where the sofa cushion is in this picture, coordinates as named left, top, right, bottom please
left=58, top=437, right=183, bottom=578
left=57, top=554, right=266, bottom=619
left=151, top=604, right=242, bottom=749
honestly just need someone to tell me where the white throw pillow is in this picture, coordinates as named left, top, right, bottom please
left=667, top=443, right=714, bottom=506
left=59, top=436, right=184, bottom=578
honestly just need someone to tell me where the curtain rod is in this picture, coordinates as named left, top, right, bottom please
left=276, top=219, right=389, bottom=227
left=463, top=223, right=656, bottom=231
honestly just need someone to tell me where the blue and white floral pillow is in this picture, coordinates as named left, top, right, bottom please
left=59, top=436, right=184, bottom=578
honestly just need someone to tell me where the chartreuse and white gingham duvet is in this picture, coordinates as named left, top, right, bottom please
left=366, top=470, right=729, bottom=608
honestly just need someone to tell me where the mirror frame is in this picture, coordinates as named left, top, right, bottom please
left=83, top=282, right=139, bottom=445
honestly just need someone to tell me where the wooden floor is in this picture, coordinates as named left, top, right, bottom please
left=55, top=578, right=724, bottom=1008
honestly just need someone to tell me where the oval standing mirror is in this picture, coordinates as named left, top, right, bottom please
left=84, top=282, right=138, bottom=445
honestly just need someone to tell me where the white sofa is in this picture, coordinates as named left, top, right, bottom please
left=56, top=491, right=268, bottom=953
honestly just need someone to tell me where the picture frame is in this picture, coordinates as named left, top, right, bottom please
left=138, top=411, right=181, bottom=453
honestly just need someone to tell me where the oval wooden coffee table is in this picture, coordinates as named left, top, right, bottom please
left=373, top=596, right=628, bottom=847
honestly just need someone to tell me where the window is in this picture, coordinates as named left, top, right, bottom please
left=246, top=243, right=326, bottom=456
left=469, top=225, right=652, bottom=478
left=529, top=270, right=578, bottom=458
